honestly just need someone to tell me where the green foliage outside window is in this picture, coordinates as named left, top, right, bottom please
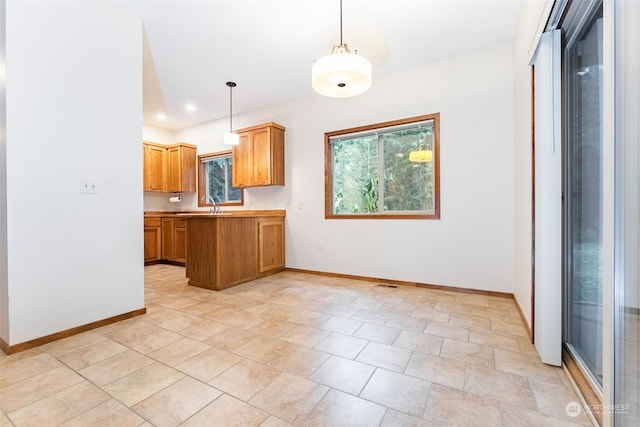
left=203, top=155, right=242, bottom=203
left=331, top=120, right=437, bottom=216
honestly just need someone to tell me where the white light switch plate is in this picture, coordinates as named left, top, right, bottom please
left=80, top=179, right=98, bottom=194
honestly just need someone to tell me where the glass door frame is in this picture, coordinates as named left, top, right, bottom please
left=557, top=0, right=608, bottom=424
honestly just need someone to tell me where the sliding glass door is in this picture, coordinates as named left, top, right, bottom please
left=563, top=0, right=603, bottom=390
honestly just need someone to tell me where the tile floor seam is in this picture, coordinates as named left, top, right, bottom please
left=419, top=377, right=434, bottom=421
left=54, top=346, right=179, bottom=424
left=356, top=366, right=380, bottom=401
left=0, top=371, right=86, bottom=418
left=354, top=371, right=430, bottom=423
left=86, top=340, right=236, bottom=420
left=294, top=385, right=332, bottom=426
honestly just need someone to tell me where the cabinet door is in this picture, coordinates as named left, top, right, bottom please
left=258, top=219, right=285, bottom=272
left=144, top=227, right=161, bottom=262
left=166, top=146, right=181, bottom=192
left=144, top=144, right=167, bottom=191
left=179, top=145, right=197, bottom=192
left=232, top=132, right=252, bottom=187
left=252, top=128, right=272, bottom=186
left=161, top=218, right=174, bottom=260
left=174, top=226, right=187, bottom=263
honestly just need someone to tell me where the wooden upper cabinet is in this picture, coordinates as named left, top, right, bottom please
left=143, top=141, right=196, bottom=193
left=232, top=122, right=285, bottom=188
left=167, top=143, right=197, bottom=193
left=143, top=142, right=167, bottom=192
left=233, top=133, right=252, bottom=188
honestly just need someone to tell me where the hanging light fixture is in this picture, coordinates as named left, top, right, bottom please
left=409, top=149, right=433, bottom=163
left=409, top=133, right=433, bottom=162
left=312, top=0, right=372, bottom=98
left=223, top=81, right=239, bottom=146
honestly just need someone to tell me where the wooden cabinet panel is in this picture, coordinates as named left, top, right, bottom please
left=143, top=142, right=196, bottom=193
left=269, top=126, right=285, bottom=185
left=185, top=214, right=285, bottom=291
left=144, top=217, right=161, bottom=227
left=186, top=217, right=258, bottom=290
left=185, top=217, right=218, bottom=287
left=232, top=133, right=252, bottom=187
left=144, top=217, right=162, bottom=262
left=258, top=219, right=285, bottom=272
left=174, top=225, right=186, bottom=263
left=252, top=128, right=272, bottom=186
left=167, top=144, right=197, bottom=193
left=232, top=122, right=285, bottom=188
left=217, top=218, right=258, bottom=287
left=161, top=218, right=174, bottom=260
left=166, top=146, right=181, bottom=192
left=146, top=216, right=187, bottom=264
left=143, top=143, right=167, bottom=192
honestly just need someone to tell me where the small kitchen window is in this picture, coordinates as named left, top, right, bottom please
left=198, top=151, right=243, bottom=207
left=325, top=113, right=440, bottom=219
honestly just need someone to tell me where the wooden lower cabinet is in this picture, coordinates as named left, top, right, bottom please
left=173, top=220, right=187, bottom=263
left=186, top=215, right=285, bottom=291
left=144, top=218, right=162, bottom=262
left=258, top=218, right=285, bottom=272
left=144, top=228, right=161, bottom=261
left=161, top=218, right=174, bottom=260
left=144, top=216, right=186, bottom=265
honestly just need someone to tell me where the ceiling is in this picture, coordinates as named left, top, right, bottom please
left=124, top=0, right=523, bottom=131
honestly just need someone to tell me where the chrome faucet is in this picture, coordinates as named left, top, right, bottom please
left=206, top=195, right=220, bottom=214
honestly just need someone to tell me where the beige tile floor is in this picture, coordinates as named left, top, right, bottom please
left=0, top=265, right=594, bottom=426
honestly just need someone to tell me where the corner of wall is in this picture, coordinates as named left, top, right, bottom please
left=511, top=0, right=552, bottom=330
left=0, top=0, right=9, bottom=344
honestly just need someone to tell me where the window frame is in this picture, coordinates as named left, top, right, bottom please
left=197, top=150, right=244, bottom=207
left=324, top=113, right=440, bottom=220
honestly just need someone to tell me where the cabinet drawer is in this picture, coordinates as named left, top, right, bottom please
left=144, top=218, right=162, bottom=227
left=173, top=218, right=186, bottom=227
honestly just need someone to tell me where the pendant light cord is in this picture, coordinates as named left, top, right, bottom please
left=339, top=0, right=343, bottom=45
left=229, top=84, right=233, bottom=132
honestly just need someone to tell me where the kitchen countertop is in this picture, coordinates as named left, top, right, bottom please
left=144, top=210, right=286, bottom=218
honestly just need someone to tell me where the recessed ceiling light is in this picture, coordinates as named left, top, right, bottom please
left=185, top=103, right=197, bottom=112
left=156, top=113, right=167, bottom=121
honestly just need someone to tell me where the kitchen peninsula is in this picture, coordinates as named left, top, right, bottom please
left=181, top=210, right=285, bottom=291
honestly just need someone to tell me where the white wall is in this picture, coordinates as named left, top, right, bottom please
left=0, top=0, right=8, bottom=343
left=173, top=42, right=515, bottom=293
left=4, top=0, right=144, bottom=345
left=512, top=0, right=552, bottom=328
left=143, top=124, right=174, bottom=146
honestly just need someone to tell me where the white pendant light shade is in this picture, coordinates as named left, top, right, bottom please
left=312, top=0, right=372, bottom=98
left=223, top=132, right=239, bottom=146
left=312, top=44, right=372, bottom=98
